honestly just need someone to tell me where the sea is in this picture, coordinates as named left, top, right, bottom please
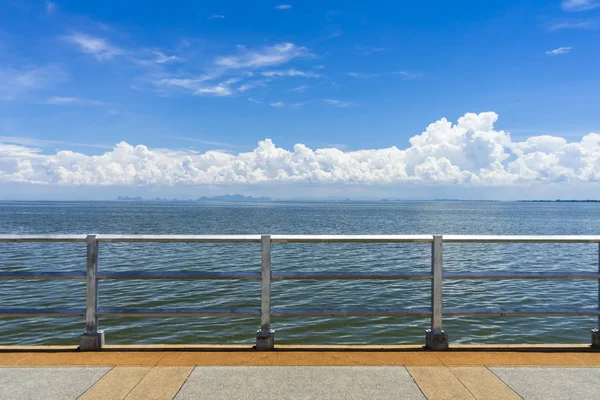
left=0, top=200, right=598, bottom=345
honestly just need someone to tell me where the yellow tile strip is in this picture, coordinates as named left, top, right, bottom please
left=1, top=349, right=600, bottom=367
left=79, top=367, right=152, bottom=400
left=449, top=367, right=522, bottom=400
left=124, top=366, right=193, bottom=400
left=408, top=366, right=475, bottom=400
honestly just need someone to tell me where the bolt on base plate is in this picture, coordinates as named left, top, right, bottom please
left=425, top=329, right=449, bottom=350
left=256, top=329, right=275, bottom=350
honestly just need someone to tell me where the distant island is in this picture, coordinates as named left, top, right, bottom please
left=117, top=194, right=272, bottom=202
left=517, top=200, right=600, bottom=203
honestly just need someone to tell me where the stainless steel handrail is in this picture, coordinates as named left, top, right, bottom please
left=1, top=234, right=599, bottom=350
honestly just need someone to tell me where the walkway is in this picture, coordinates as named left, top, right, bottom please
left=1, top=345, right=600, bottom=399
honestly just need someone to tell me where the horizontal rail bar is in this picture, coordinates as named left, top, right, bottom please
left=98, top=271, right=261, bottom=280
left=444, top=271, right=600, bottom=280
left=0, top=235, right=87, bottom=242
left=0, top=308, right=85, bottom=317
left=96, top=235, right=262, bottom=243
left=97, top=308, right=260, bottom=317
left=444, top=235, right=600, bottom=243
left=271, top=308, right=433, bottom=317
left=272, top=272, right=432, bottom=280
left=0, top=271, right=86, bottom=280
left=444, top=308, right=600, bottom=316
left=271, top=235, right=433, bottom=243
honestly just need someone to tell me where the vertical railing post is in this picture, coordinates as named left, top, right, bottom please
left=256, top=234, right=275, bottom=350
left=425, top=235, right=448, bottom=350
left=592, top=243, right=600, bottom=348
left=79, top=234, right=104, bottom=350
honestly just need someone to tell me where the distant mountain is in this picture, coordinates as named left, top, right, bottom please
left=116, top=196, right=143, bottom=201
left=197, top=194, right=271, bottom=201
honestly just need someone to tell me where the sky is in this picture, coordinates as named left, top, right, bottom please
left=1, top=0, right=600, bottom=200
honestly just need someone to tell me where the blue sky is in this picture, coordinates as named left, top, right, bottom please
left=1, top=0, right=600, bottom=199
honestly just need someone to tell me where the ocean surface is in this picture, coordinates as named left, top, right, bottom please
left=0, top=200, right=599, bottom=346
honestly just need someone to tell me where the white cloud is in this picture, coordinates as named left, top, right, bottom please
left=288, top=85, right=308, bottom=92
left=46, top=1, right=56, bottom=14
left=270, top=101, right=284, bottom=108
left=562, top=0, right=600, bottom=11
left=324, top=99, right=353, bottom=107
left=0, top=136, right=111, bottom=149
left=355, top=45, right=384, bottom=56
left=207, top=13, right=225, bottom=19
left=237, top=81, right=267, bottom=92
left=3, top=112, right=600, bottom=189
left=40, top=96, right=105, bottom=106
left=0, top=64, right=68, bottom=100
left=63, top=33, right=122, bottom=60
left=548, top=20, right=598, bottom=31
left=545, top=46, right=572, bottom=55
left=275, top=4, right=292, bottom=9
left=155, top=76, right=234, bottom=96
left=215, top=42, right=312, bottom=69
left=261, top=69, right=321, bottom=78
left=347, top=71, right=422, bottom=79
left=153, top=51, right=182, bottom=64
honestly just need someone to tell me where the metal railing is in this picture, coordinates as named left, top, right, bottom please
left=1, top=234, right=599, bottom=350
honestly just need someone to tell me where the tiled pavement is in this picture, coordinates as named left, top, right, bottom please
left=2, top=349, right=600, bottom=399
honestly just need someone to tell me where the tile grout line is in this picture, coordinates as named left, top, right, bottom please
left=484, top=365, right=524, bottom=400
left=405, top=367, right=428, bottom=400
left=446, top=365, right=479, bottom=399
left=121, top=366, right=154, bottom=399
left=77, top=365, right=116, bottom=400
left=171, top=366, right=195, bottom=399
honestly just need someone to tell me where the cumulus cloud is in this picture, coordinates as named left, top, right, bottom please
left=2, top=112, right=600, bottom=187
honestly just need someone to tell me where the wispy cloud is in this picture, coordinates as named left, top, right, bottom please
left=39, top=96, right=105, bottom=106
left=270, top=101, right=285, bottom=108
left=0, top=64, right=68, bottom=100
left=545, top=46, right=572, bottom=55
left=157, top=76, right=235, bottom=97
left=275, top=4, right=292, bottom=10
left=290, top=101, right=309, bottom=108
left=355, top=45, right=384, bottom=56
left=161, top=135, right=238, bottom=148
left=248, top=97, right=263, bottom=104
left=261, top=69, right=321, bottom=78
left=347, top=71, right=422, bottom=79
left=63, top=33, right=122, bottom=60
left=207, top=13, right=225, bottom=19
left=562, top=0, right=600, bottom=11
left=215, top=42, right=313, bottom=69
left=153, top=51, right=182, bottom=64
left=45, top=1, right=56, bottom=14
left=288, top=85, right=308, bottom=92
left=237, top=81, right=267, bottom=92
left=548, top=19, right=598, bottom=31
left=315, top=28, right=343, bottom=42
left=324, top=99, right=353, bottom=108
left=0, top=136, right=111, bottom=149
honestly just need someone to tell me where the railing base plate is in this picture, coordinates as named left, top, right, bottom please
left=256, top=329, right=275, bottom=350
left=425, top=329, right=449, bottom=350
left=79, top=331, right=105, bottom=351
left=591, top=329, right=600, bottom=348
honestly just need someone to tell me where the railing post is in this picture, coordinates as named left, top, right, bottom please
left=426, top=235, right=448, bottom=350
left=593, top=243, right=600, bottom=348
left=79, top=234, right=104, bottom=350
left=256, top=234, right=275, bottom=350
